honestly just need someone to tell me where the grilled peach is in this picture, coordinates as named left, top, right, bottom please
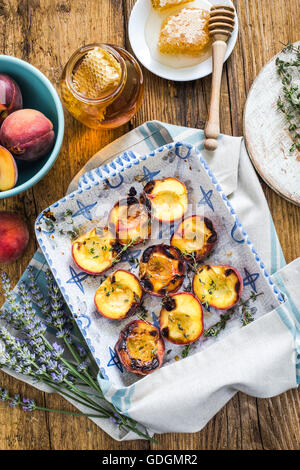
left=95, top=270, right=143, bottom=320
left=160, top=293, right=203, bottom=345
left=72, top=227, right=120, bottom=275
left=139, top=244, right=185, bottom=297
left=141, top=177, right=188, bottom=223
left=193, top=265, right=243, bottom=310
left=115, top=320, right=165, bottom=375
left=170, top=215, right=217, bottom=261
left=108, top=196, right=150, bottom=245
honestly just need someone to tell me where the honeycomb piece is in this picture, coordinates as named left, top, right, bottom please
left=158, top=7, right=211, bottom=55
left=151, top=0, right=189, bottom=9
left=72, top=47, right=122, bottom=99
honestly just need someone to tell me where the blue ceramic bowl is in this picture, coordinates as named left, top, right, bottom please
left=0, top=55, right=64, bottom=199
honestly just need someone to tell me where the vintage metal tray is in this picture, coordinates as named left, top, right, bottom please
left=35, top=142, right=283, bottom=387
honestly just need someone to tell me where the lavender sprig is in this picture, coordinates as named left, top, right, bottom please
left=0, top=387, right=112, bottom=418
left=0, top=269, right=154, bottom=442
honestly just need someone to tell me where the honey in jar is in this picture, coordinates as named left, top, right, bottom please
left=60, top=43, right=144, bottom=129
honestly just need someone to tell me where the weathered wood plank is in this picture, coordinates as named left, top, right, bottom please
left=0, top=0, right=299, bottom=450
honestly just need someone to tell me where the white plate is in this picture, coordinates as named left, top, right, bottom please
left=129, top=0, right=239, bottom=81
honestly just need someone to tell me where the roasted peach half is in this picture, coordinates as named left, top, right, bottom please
left=108, top=197, right=150, bottom=245
left=193, top=265, right=243, bottom=310
left=170, top=215, right=217, bottom=261
left=94, top=270, right=143, bottom=320
left=72, top=227, right=119, bottom=275
left=139, top=244, right=185, bottom=297
left=115, top=320, right=165, bottom=375
left=160, top=293, right=204, bottom=345
left=141, top=177, right=188, bottom=223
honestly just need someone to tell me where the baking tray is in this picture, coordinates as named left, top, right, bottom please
left=35, top=142, right=283, bottom=387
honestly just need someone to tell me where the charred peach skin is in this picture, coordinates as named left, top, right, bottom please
left=0, top=211, right=29, bottom=263
left=170, top=215, right=217, bottom=261
left=95, top=270, right=143, bottom=320
left=0, top=146, right=18, bottom=191
left=160, top=293, right=203, bottom=345
left=193, top=265, right=243, bottom=310
left=108, top=197, right=150, bottom=245
left=141, top=177, right=188, bottom=223
left=139, top=244, right=185, bottom=297
left=115, top=320, right=165, bottom=375
left=72, top=227, right=119, bottom=275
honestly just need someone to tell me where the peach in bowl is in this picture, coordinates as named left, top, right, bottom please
left=0, top=55, right=64, bottom=199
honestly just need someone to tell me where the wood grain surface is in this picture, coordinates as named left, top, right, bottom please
left=0, top=0, right=299, bottom=450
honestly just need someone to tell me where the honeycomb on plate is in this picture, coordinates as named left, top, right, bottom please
left=158, top=7, right=211, bottom=55
left=151, top=0, right=189, bottom=9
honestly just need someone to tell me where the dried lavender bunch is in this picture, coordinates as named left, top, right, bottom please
left=0, top=269, right=154, bottom=442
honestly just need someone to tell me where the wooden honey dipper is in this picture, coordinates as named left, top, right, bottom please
left=204, top=4, right=235, bottom=151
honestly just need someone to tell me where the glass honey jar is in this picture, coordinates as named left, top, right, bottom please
left=60, top=43, right=144, bottom=129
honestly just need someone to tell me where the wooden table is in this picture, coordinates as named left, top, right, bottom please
left=0, top=0, right=299, bottom=451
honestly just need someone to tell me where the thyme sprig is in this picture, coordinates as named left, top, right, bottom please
left=204, top=291, right=264, bottom=337
left=112, top=239, right=137, bottom=265
left=182, top=251, right=199, bottom=273
left=240, top=291, right=264, bottom=326
left=276, top=43, right=300, bottom=153
left=181, top=344, right=191, bottom=358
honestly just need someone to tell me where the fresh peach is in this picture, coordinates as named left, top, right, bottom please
left=0, top=145, right=18, bottom=191
left=0, top=212, right=29, bottom=263
left=0, top=109, right=55, bottom=162
left=0, top=74, right=23, bottom=125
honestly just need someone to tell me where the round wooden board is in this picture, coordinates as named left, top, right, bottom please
left=244, top=41, right=300, bottom=206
